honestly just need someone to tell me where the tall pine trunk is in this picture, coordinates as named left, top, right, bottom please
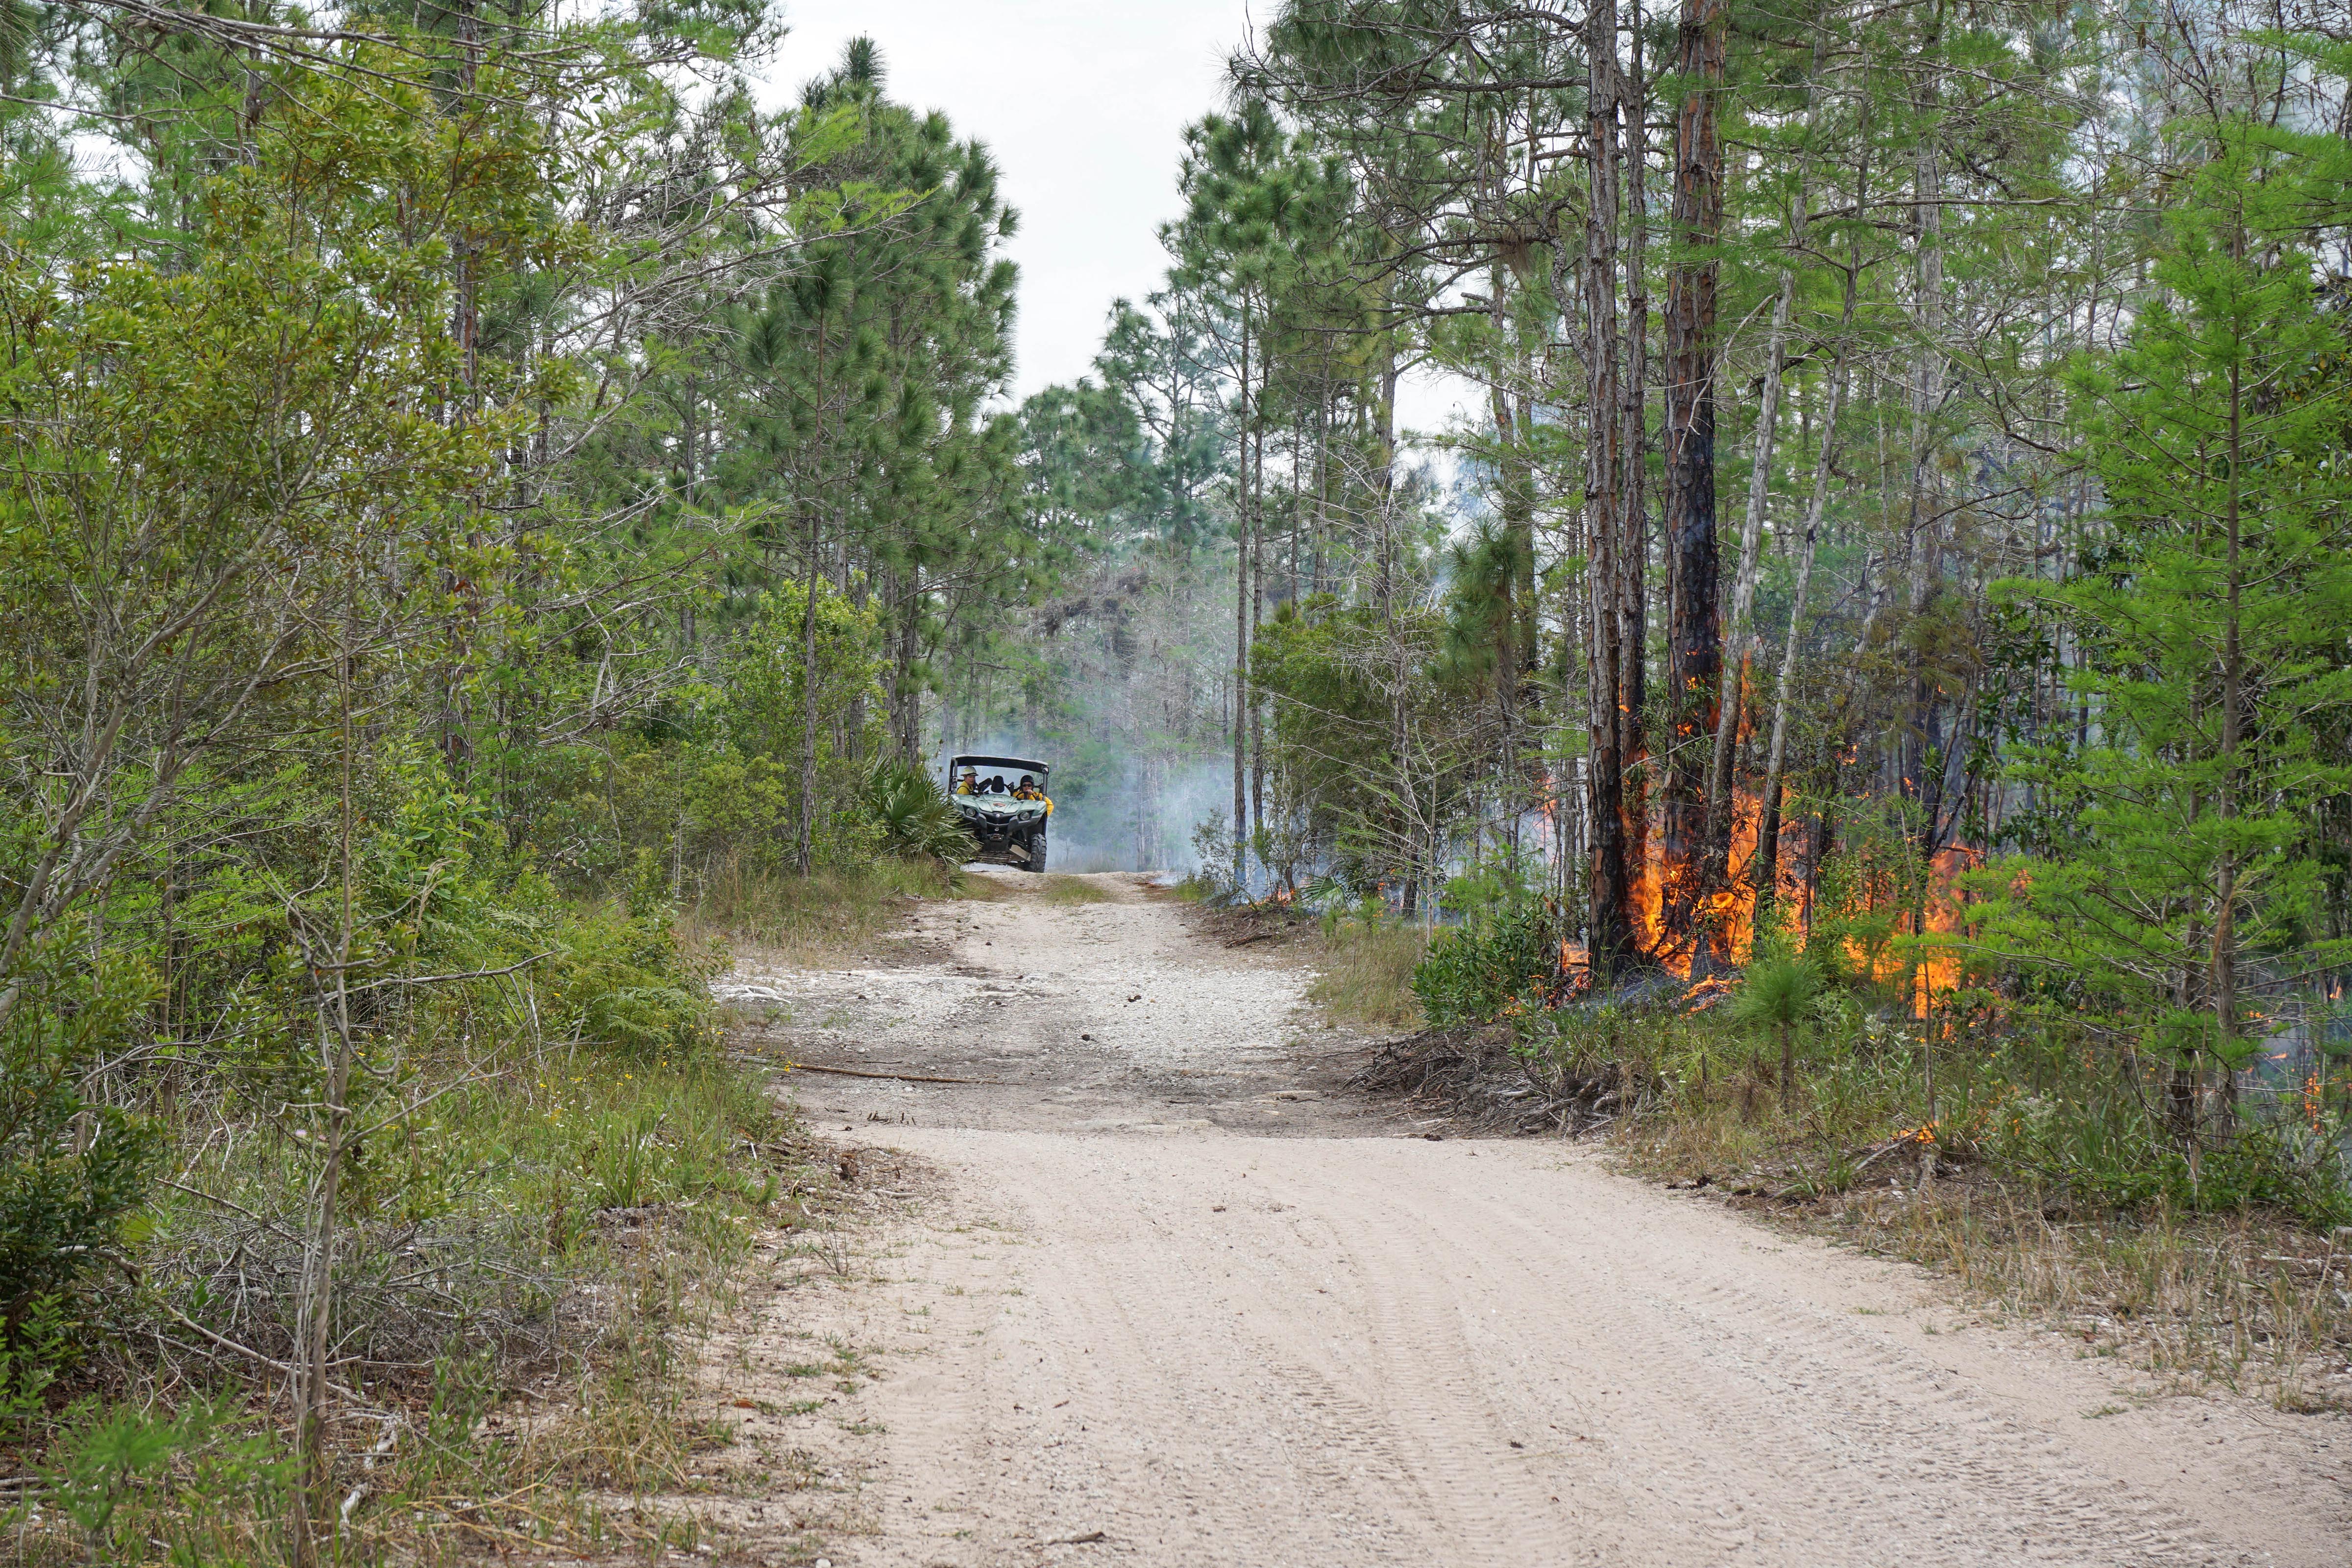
left=890, top=570, right=923, bottom=763
left=1703, top=261, right=1792, bottom=909
left=1250, top=404, right=1266, bottom=847
left=2212, top=344, right=2243, bottom=1128
left=1902, top=37, right=1949, bottom=941
left=1660, top=0, right=1726, bottom=963
left=1580, top=0, right=1635, bottom=971
left=1620, top=0, right=1653, bottom=917
left=1755, top=334, right=1852, bottom=912
left=1232, top=300, right=1251, bottom=890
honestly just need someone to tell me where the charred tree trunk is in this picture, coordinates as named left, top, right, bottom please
left=1704, top=260, right=1790, bottom=909
left=1659, top=0, right=1727, bottom=964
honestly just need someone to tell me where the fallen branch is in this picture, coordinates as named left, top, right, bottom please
left=1350, top=1026, right=1648, bottom=1134
left=161, top=1307, right=372, bottom=1406
left=1848, top=1139, right=1912, bottom=1177
left=785, top=1062, right=1001, bottom=1085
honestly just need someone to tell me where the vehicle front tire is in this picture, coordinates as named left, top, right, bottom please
left=1025, top=833, right=1047, bottom=872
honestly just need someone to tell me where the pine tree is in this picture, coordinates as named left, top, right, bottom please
left=1976, top=132, right=2352, bottom=1148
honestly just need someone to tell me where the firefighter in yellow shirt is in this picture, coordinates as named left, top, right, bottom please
left=1012, top=774, right=1053, bottom=814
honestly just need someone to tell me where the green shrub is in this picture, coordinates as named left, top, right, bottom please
left=0, top=951, right=165, bottom=1330
left=1980, top=1089, right=2352, bottom=1227
left=1728, top=938, right=1824, bottom=1111
left=537, top=870, right=720, bottom=1057
left=1412, top=900, right=1566, bottom=1028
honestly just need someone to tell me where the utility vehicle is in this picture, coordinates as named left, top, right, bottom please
left=947, top=754, right=1051, bottom=871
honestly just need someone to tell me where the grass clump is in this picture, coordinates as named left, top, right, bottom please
left=1310, top=917, right=1428, bottom=1031
left=1039, top=875, right=1111, bottom=904
left=688, top=857, right=980, bottom=965
left=1162, top=872, right=1216, bottom=903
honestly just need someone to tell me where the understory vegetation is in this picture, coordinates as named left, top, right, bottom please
left=0, top=1, right=1011, bottom=1560
left=1333, top=888, right=2352, bottom=1402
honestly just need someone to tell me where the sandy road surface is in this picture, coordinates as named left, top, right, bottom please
left=700, top=872, right=2350, bottom=1568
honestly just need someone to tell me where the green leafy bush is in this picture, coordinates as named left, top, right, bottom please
left=0, top=952, right=164, bottom=1328
left=1412, top=900, right=1566, bottom=1028
left=535, top=866, right=720, bottom=1057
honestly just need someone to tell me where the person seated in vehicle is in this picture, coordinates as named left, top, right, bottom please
left=1012, top=775, right=1052, bottom=813
left=955, top=767, right=980, bottom=795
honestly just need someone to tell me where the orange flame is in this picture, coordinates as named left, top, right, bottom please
left=1628, top=792, right=1769, bottom=979
left=1610, top=791, right=1974, bottom=1015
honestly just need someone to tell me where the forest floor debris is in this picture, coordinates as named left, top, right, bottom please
left=1351, top=1024, right=1640, bottom=1133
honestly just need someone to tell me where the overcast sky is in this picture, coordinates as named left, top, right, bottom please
left=760, top=2, right=1476, bottom=436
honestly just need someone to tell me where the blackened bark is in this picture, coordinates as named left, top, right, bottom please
left=1660, top=0, right=1725, bottom=961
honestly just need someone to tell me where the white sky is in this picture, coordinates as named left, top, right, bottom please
left=760, top=2, right=1476, bottom=435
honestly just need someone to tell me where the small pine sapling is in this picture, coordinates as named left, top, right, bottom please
left=1731, top=937, right=1824, bottom=1113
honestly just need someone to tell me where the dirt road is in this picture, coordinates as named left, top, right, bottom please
left=703, top=872, right=2350, bottom=1568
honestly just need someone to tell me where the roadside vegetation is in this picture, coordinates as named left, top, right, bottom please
left=0, top=4, right=1003, bottom=1562
left=1309, top=916, right=1430, bottom=1033
left=690, top=859, right=982, bottom=969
